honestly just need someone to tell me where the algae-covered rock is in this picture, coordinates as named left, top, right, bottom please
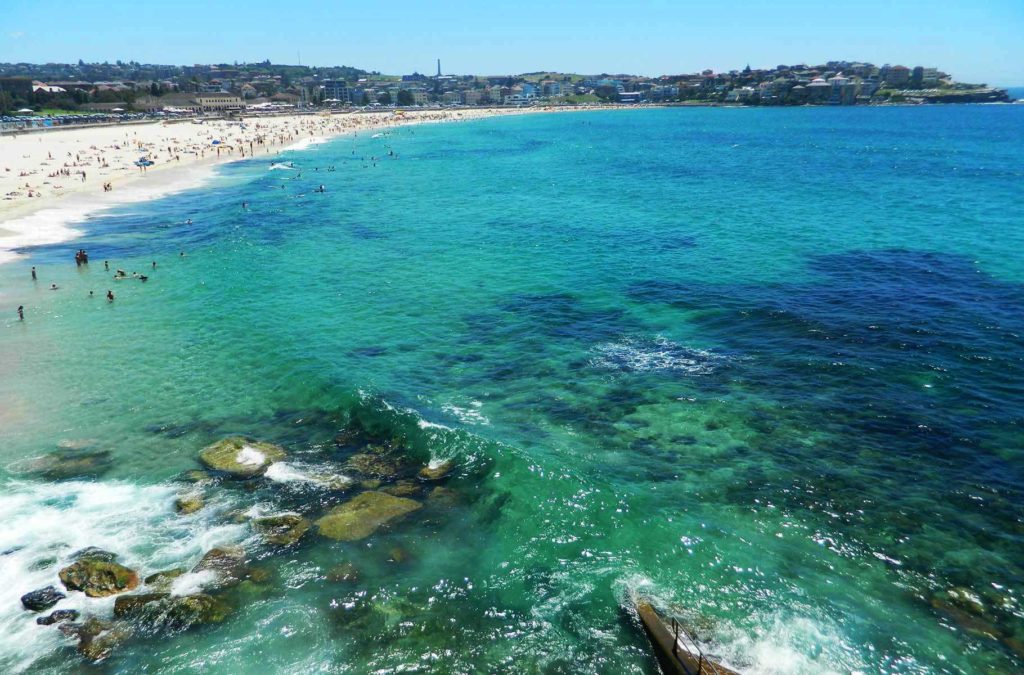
left=113, top=592, right=232, bottom=630
left=418, top=460, right=454, bottom=482
left=326, top=562, right=360, bottom=583
left=199, top=437, right=286, bottom=477
left=192, top=545, right=247, bottom=587
left=180, top=469, right=213, bottom=483
left=59, top=560, right=139, bottom=597
left=315, top=491, right=422, bottom=541
left=67, top=618, right=131, bottom=662
left=175, top=494, right=204, bottom=514
left=113, top=592, right=170, bottom=618
left=144, top=568, right=185, bottom=591
left=426, top=486, right=460, bottom=508
left=253, top=514, right=310, bottom=546
left=21, top=586, right=65, bottom=611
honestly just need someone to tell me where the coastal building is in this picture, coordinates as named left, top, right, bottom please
left=885, top=65, right=911, bottom=86
left=321, top=80, right=351, bottom=104
left=618, top=91, right=644, bottom=103
left=193, top=93, right=244, bottom=111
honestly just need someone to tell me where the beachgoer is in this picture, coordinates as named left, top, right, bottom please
left=152, top=261, right=157, bottom=269
left=31, top=266, right=36, bottom=280
left=104, top=260, right=109, bottom=271
left=17, top=305, right=24, bottom=320
left=107, top=290, right=114, bottom=302
left=50, top=283, right=58, bottom=290
left=89, top=291, right=94, bottom=297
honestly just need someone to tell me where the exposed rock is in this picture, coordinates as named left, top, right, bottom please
left=113, top=592, right=232, bottom=631
left=315, top=491, right=422, bottom=541
left=70, top=547, right=119, bottom=563
left=382, top=480, right=421, bottom=497
left=20, top=586, right=65, bottom=611
left=253, top=514, right=310, bottom=546
left=175, top=494, right=205, bottom=515
left=345, top=453, right=400, bottom=479
left=199, top=437, right=286, bottom=477
left=359, top=479, right=382, bottom=490
left=77, top=622, right=132, bottom=662
left=326, top=562, right=360, bottom=583
left=59, top=560, right=139, bottom=597
left=36, top=609, right=79, bottom=625
left=418, top=460, right=454, bottom=482
left=192, top=545, right=247, bottom=587
left=113, top=592, right=170, bottom=618
left=143, top=568, right=185, bottom=591
left=59, top=616, right=111, bottom=641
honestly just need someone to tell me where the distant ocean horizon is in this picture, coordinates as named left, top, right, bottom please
left=1, top=104, right=1023, bottom=674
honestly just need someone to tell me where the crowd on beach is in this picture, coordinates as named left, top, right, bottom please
left=0, top=108, right=551, bottom=217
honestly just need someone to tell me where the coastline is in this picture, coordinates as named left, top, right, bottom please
left=0, top=106, right=605, bottom=265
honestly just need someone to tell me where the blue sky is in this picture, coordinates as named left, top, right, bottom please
left=4, top=0, right=1023, bottom=84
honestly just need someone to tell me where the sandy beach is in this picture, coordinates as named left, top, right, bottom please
left=0, top=107, right=589, bottom=264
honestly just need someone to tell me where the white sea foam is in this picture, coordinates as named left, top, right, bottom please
left=441, top=400, right=489, bottom=426
left=0, top=479, right=245, bottom=672
left=280, top=136, right=330, bottom=152
left=590, top=336, right=726, bottom=375
left=264, top=462, right=352, bottom=489
left=235, top=446, right=266, bottom=467
left=169, top=569, right=219, bottom=597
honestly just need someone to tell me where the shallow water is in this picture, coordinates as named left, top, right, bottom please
left=1, top=106, right=1023, bottom=673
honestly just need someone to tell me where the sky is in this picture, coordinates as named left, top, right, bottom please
left=3, top=0, right=1023, bottom=85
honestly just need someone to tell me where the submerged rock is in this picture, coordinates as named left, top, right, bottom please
left=931, top=597, right=1004, bottom=639
left=418, top=460, right=454, bottom=482
left=426, top=486, right=460, bottom=507
left=326, top=562, right=360, bottom=583
left=70, top=547, right=119, bottom=563
left=61, top=617, right=130, bottom=662
left=59, top=560, right=139, bottom=597
left=387, top=547, right=411, bottom=564
left=199, top=437, right=286, bottom=477
left=192, top=545, right=247, bottom=587
left=382, top=480, right=421, bottom=498
left=114, top=592, right=232, bottom=630
left=36, top=609, right=79, bottom=625
left=20, top=586, right=66, bottom=611
left=23, top=449, right=113, bottom=480
left=315, top=491, right=422, bottom=541
left=180, top=469, right=214, bottom=483
left=253, top=514, right=311, bottom=546
left=175, top=494, right=205, bottom=515
left=345, top=453, right=400, bottom=479
left=143, top=568, right=185, bottom=591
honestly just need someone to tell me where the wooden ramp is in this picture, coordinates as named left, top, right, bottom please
left=635, top=602, right=740, bottom=675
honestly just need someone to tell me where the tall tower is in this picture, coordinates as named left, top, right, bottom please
left=437, top=59, right=441, bottom=77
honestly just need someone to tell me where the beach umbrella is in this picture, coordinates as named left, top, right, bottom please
left=211, top=140, right=221, bottom=145
left=111, top=107, right=125, bottom=112
left=17, top=108, right=34, bottom=113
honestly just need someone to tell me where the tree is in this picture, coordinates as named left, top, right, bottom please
left=396, top=90, right=414, bottom=106
left=377, top=91, right=392, bottom=105
left=150, top=82, right=161, bottom=97
left=594, top=85, right=618, bottom=101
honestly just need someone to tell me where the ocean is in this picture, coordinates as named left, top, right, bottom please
left=1, top=104, right=1023, bottom=673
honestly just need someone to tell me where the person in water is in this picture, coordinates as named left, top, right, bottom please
left=104, top=261, right=109, bottom=271
left=17, top=305, right=24, bottom=320
left=50, top=283, right=58, bottom=290
left=106, top=290, right=114, bottom=302
left=31, top=266, right=36, bottom=280
left=152, top=261, right=157, bottom=269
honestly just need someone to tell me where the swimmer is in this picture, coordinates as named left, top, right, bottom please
left=49, top=283, right=58, bottom=290
left=152, top=261, right=157, bottom=269
left=106, top=290, right=114, bottom=302
left=104, top=260, right=109, bottom=271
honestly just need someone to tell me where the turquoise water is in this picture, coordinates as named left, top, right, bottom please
left=1, top=105, right=1023, bottom=673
